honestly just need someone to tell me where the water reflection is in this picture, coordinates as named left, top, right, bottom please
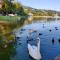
left=1, top=18, right=60, bottom=60
left=0, top=44, right=16, bottom=60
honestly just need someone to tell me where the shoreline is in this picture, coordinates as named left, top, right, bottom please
left=33, top=16, right=60, bottom=18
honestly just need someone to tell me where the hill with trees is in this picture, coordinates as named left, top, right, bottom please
left=23, top=6, right=60, bottom=16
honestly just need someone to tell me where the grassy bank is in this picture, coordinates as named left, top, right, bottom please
left=0, top=16, right=20, bottom=22
left=0, top=15, right=28, bottom=48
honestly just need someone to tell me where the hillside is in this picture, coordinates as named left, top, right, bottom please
left=23, top=6, right=60, bottom=16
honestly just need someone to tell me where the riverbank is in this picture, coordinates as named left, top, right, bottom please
left=33, top=16, right=60, bottom=19
left=0, top=16, right=20, bottom=22
left=0, top=15, right=28, bottom=48
left=0, top=15, right=28, bottom=35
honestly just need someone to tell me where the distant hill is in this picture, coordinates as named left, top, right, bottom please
left=23, top=6, right=60, bottom=16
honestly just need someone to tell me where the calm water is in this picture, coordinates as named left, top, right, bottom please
left=1, top=18, right=60, bottom=60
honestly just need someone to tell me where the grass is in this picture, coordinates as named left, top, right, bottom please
left=0, top=16, right=20, bottom=22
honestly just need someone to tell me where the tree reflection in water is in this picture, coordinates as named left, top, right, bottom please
left=0, top=44, right=16, bottom=60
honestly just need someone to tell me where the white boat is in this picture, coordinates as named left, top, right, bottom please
left=28, top=37, right=41, bottom=60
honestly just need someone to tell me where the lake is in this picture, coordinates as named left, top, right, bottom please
left=1, top=18, right=60, bottom=60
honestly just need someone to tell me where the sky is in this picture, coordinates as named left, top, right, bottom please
left=18, top=0, right=60, bottom=11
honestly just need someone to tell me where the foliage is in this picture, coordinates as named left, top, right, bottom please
left=0, top=0, right=27, bottom=16
left=0, top=35, right=3, bottom=45
left=24, top=6, right=60, bottom=16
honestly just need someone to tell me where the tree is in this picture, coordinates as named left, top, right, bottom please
left=0, top=0, right=27, bottom=16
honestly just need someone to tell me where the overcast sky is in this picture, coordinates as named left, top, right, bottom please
left=18, top=0, right=60, bottom=11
